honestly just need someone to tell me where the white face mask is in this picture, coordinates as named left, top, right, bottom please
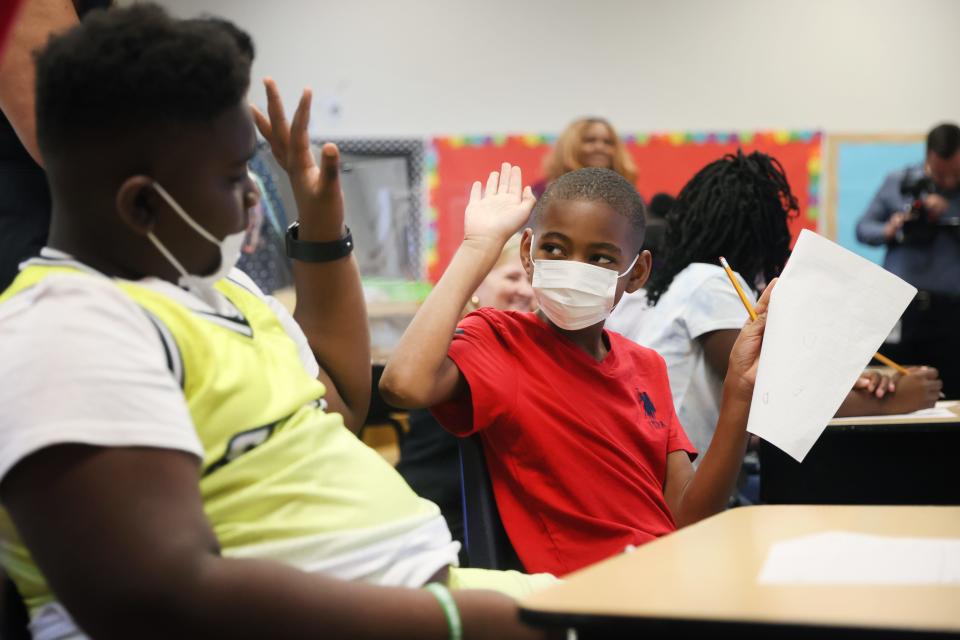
left=529, top=234, right=639, bottom=330
left=146, top=181, right=245, bottom=304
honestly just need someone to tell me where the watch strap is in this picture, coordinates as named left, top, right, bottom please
left=285, top=222, right=354, bottom=262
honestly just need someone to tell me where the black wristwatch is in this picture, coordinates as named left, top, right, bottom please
left=285, top=222, right=354, bottom=262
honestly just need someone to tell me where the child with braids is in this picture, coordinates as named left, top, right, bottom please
left=382, top=164, right=775, bottom=576
left=607, top=151, right=943, bottom=459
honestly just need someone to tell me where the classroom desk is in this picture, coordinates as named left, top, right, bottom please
left=518, top=505, right=960, bottom=639
left=760, top=401, right=960, bottom=505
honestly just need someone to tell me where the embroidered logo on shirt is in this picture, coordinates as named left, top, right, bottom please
left=638, top=390, right=668, bottom=430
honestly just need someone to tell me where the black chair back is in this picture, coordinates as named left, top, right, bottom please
left=457, top=435, right=524, bottom=571
left=1, top=575, right=31, bottom=640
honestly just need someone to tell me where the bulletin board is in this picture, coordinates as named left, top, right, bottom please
left=426, top=131, right=823, bottom=281
left=825, top=133, right=925, bottom=265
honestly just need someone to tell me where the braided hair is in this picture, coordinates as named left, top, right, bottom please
left=645, top=150, right=798, bottom=305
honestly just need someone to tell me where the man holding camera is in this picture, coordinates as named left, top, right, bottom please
left=857, top=123, right=960, bottom=399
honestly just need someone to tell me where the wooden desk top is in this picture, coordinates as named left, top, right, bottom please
left=826, top=400, right=960, bottom=431
left=519, top=505, right=960, bottom=635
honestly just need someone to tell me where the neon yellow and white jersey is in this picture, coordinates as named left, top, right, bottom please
left=0, top=250, right=457, bottom=638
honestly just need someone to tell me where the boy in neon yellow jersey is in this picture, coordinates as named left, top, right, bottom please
left=0, top=5, right=549, bottom=639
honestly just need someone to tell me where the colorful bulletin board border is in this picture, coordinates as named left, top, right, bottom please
left=825, top=133, right=925, bottom=265
left=425, top=134, right=557, bottom=281
left=427, top=130, right=822, bottom=281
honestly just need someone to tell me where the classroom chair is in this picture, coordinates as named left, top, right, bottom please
left=457, top=435, right=524, bottom=571
left=1, top=575, right=31, bottom=640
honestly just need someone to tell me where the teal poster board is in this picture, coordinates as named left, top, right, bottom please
left=828, top=135, right=925, bottom=264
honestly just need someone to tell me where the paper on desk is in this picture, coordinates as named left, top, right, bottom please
left=747, top=230, right=916, bottom=461
left=829, top=401, right=959, bottom=425
left=758, top=531, right=960, bottom=585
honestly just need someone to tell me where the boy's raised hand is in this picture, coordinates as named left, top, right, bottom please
left=725, top=278, right=777, bottom=400
left=464, top=163, right=536, bottom=247
left=251, top=79, right=369, bottom=432
left=252, top=78, right=344, bottom=240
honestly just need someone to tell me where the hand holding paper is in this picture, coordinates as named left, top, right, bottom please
left=723, top=278, right=777, bottom=402
left=746, top=230, right=917, bottom=461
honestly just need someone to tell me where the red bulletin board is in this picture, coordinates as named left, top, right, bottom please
left=425, top=131, right=822, bottom=282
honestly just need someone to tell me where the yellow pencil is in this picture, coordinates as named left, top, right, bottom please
left=717, top=258, right=930, bottom=391
left=871, top=351, right=910, bottom=376
left=719, top=257, right=757, bottom=321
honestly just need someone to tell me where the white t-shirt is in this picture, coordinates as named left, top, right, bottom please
left=606, top=263, right=754, bottom=458
left=0, top=250, right=317, bottom=483
left=0, top=249, right=458, bottom=640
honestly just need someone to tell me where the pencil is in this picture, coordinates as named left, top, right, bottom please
left=718, top=257, right=942, bottom=397
left=718, top=257, right=757, bottom=321
left=873, top=353, right=943, bottom=398
left=871, top=351, right=910, bottom=376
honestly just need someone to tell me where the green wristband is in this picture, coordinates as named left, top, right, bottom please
left=424, top=582, right=463, bottom=640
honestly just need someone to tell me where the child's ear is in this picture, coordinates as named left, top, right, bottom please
left=116, top=175, right=158, bottom=236
left=520, top=228, right=535, bottom=280
left=625, top=250, right=652, bottom=293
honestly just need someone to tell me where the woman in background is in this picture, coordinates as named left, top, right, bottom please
left=396, top=235, right=534, bottom=562
left=532, top=117, right=636, bottom=197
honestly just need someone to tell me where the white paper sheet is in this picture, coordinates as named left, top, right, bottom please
left=758, top=531, right=960, bottom=585
left=829, top=401, right=959, bottom=425
left=746, top=230, right=917, bottom=461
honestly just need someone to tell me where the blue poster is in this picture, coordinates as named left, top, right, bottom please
left=836, top=140, right=925, bottom=264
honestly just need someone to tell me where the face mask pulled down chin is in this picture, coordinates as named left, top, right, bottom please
left=530, top=240, right=639, bottom=331
left=146, top=182, right=245, bottom=307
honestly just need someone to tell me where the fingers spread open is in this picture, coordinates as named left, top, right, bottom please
left=507, top=165, right=523, bottom=195
left=518, top=186, right=536, bottom=218
left=289, top=88, right=315, bottom=171
left=251, top=104, right=272, bottom=141
left=319, top=142, right=340, bottom=186
left=497, top=162, right=512, bottom=194
left=263, top=78, right=290, bottom=156
left=521, top=185, right=536, bottom=210
left=485, top=171, right=499, bottom=197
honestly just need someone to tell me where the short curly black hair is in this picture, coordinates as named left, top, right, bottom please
left=533, top=167, right=647, bottom=243
left=927, top=123, right=960, bottom=159
left=34, top=3, right=254, bottom=157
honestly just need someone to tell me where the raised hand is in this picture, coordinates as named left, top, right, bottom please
left=251, top=78, right=344, bottom=240
left=464, top=163, right=536, bottom=247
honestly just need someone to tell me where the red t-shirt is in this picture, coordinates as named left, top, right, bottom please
left=432, top=308, right=697, bottom=576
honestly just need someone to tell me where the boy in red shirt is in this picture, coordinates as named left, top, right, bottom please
left=381, top=164, right=772, bottom=576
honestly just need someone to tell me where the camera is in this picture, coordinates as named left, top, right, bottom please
left=896, top=172, right=938, bottom=245
left=899, top=172, right=935, bottom=202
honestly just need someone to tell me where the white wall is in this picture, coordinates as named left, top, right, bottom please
left=152, top=0, right=960, bottom=137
